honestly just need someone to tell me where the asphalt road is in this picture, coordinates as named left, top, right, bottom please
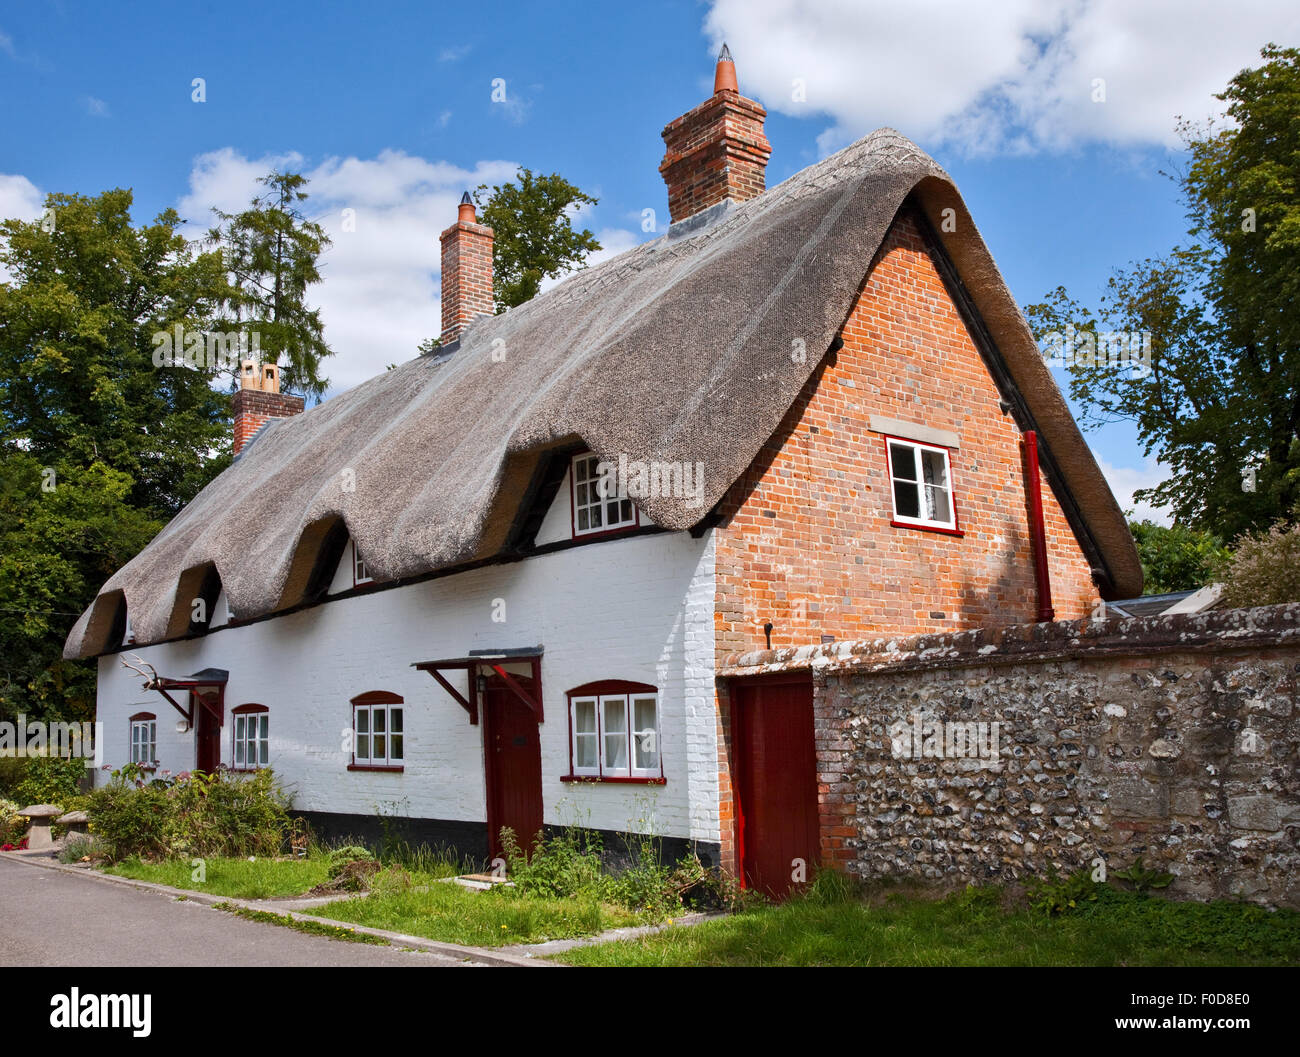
left=0, top=856, right=478, bottom=967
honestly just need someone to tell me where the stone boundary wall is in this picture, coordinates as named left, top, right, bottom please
left=723, top=603, right=1300, bottom=908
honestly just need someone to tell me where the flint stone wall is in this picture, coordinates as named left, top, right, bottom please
left=726, top=603, right=1300, bottom=908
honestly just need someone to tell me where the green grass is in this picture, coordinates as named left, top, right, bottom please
left=216, top=903, right=389, bottom=945
left=316, top=881, right=646, bottom=947
left=104, top=855, right=331, bottom=899
left=556, top=884, right=1300, bottom=967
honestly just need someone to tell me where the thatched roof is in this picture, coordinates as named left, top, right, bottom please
left=65, top=128, right=1142, bottom=660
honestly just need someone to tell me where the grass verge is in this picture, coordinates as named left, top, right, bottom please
left=556, top=883, right=1300, bottom=967
left=316, top=881, right=646, bottom=947
left=215, top=903, right=389, bottom=945
left=105, top=854, right=330, bottom=898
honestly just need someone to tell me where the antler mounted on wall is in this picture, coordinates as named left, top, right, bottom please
left=120, top=654, right=160, bottom=690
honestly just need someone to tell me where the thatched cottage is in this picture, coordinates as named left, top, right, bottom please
left=65, top=48, right=1141, bottom=894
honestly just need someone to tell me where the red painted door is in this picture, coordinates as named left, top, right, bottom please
left=733, top=676, right=819, bottom=899
left=193, top=689, right=222, bottom=774
left=483, top=675, right=543, bottom=861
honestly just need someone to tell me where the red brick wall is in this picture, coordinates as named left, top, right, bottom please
left=713, top=209, right=1102, bottom=875
left=440, top=220, right=494, bottom=344
left=660, top=91, right=772, bottom=224
left=232, top=388, right=305, bottom=455
left=715, top=209, right=1099, bottom=659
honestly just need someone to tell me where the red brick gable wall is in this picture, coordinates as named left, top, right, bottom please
left=714, top=208, right=1099, bottom=660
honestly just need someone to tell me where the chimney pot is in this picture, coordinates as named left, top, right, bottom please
left=713, top=43, right=738, bottom=94
left=232, top=360, right=302, bottom=456
left=660, top=46, right=771, bottom=224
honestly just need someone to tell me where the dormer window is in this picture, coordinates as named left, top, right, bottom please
left=571, top=453, right=638, bottom=538
left=352, top=540, right=373, bottom=586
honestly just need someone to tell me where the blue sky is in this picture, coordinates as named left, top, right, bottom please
left=3, top=0, right=1298, bottom=522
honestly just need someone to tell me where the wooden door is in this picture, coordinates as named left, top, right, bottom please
left=483, top=674, right=543, bottom=861
left=732, top=675, right=819, bottom=898
left=193, top=689, right=222, bottom=774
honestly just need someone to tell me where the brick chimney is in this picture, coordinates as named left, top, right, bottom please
left=660, top=44, right=773, bottom=224
left=439, top=192, right=495, bottom=345
left=232, top=360, right=304, bottom=456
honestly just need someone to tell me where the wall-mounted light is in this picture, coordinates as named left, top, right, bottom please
left=175, top=719, right=191, bottom=734
left=476, top=672, right=488, bottom=695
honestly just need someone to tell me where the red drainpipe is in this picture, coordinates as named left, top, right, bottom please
left=1023, top=430, right=1056, bottom=622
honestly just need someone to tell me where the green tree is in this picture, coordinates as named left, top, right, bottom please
left=474, top=168, right=602, bottom=310
left=0, top=454, right=159, bottom=722
left=208, top=171, right=333, bottom=398
left=1024, top=45, right=1300, bottom=541
left=0, top=188, right=232, bottom=518
left=1128, top=519, right=1230, bottom=594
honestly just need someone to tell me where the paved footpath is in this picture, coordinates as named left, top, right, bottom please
left=0, top=855, right=482, bottom=967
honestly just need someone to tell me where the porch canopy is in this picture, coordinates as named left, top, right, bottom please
left=412, top=647, right=543, bottom=725
left=141, top=668, right=229, bottom=726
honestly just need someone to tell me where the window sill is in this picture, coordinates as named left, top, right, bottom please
left=890, top=520, right=965, bottom=538
left=560, top=774, right=666, bottom=785
left=347, top=764, right=405, bottom=773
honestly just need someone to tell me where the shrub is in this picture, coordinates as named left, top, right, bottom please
left=0, top=799, right=26, bottom=844
left=86, top=766, right=291, bottom=862
left=13, top=755, right=85, bottom=807
left=501, top=826, right=746, bottom=916
left=1216, top=521, right=1300, bottom=607
left=166, top=769, right=290, bottom=858
left=326, top=845, right=376, bottom=877
left=87, top=780, right=171, bottom=861
left=501, top=827, right=607, bottom=901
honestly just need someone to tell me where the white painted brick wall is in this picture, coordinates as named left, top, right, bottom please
left=96, top=529, right=719, bottom=844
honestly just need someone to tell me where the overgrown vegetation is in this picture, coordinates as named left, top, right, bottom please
left=87, top=765, right=290, bottom=862
left=500, top=826, right=749, bottom=916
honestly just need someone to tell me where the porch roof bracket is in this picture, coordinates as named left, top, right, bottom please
left=153, top=687, right=191, bottom=723
left=491, top=662, right=543, bottom=723
left=429, top=667, right=478, bottom=726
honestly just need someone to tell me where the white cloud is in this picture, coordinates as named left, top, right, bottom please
left=83, top=96, right=110, bottom=118
left=704, top=0, right=1300, bottom=154
left=0, top=172, right=43, bottom=223
left=176, top=149, right=521, bottom=392
left=0, top=173, right=45, bottom=283
left=0, top=28, right=14, bottom=58
left=439, top=44, right=471, bottom=62
left=1094, top=454, right=1172, bottom=525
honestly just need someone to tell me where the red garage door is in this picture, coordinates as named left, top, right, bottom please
left=732, top=675, right=819, bottom=899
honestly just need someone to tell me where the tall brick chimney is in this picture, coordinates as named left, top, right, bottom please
left=660, top=44, right=773, bottom=224
left=439, top=192, right=495, bottom=345
left=232, top=360, right=304, bottom=456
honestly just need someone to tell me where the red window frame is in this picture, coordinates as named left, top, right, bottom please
left=349, top=690, right=404, bottom=772
left=570, top=452, right=641, bottom=540
left=881, top=433, right=965, bottom=537
left=129, top=711, right=157, bottom=770
left=561, top=679, right=665, bottom=785
left=230, top=703, right=269, bottom=772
